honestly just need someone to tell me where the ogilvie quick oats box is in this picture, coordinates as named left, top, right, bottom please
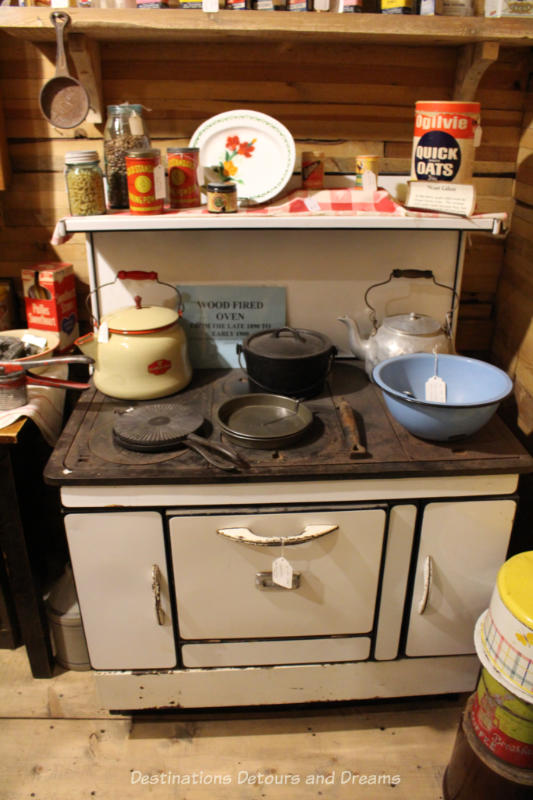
left=21, top=263, right=79, bottom=352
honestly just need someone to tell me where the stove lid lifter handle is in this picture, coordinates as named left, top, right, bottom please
left=216, top=524, right=338, bottom=547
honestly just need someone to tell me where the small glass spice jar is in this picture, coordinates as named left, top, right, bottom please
left=104, top=104, right=151, bottom=209
left=125, top=148, right=165, bottom=215
left=167, top=147, right=201, bottom=209
left=206, top=182, right=238, bottom=214
left=64, top=150, right=106, bottom=216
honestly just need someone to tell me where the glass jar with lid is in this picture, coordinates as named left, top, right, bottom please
left=64, top=151, right=106, bottom=216
left=104, top=104, right=150, bottom=209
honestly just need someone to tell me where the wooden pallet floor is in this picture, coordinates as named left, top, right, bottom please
left=0, top=646, right=467, bottom=800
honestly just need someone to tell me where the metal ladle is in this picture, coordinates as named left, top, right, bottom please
left=39, top=12, right=90, bottom=129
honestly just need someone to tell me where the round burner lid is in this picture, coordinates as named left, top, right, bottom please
left=113, top=403, right=204, bottom=452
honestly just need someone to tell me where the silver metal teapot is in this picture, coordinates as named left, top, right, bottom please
left=338, top=269, right=455, bottom=377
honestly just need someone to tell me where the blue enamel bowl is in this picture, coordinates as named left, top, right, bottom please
left=372, top=353, right=513, bottom=441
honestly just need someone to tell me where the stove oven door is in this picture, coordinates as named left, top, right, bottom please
left=169, top=506, right=386, bottom=668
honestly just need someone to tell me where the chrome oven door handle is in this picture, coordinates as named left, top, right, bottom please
left=216, top=523, right=338, bottom=547
left=151, top=564, right=165, bottom=626
left=417, top=555, right=433, bottom=615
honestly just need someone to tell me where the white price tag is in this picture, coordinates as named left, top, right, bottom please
left=303, top=195, right=321, bottom=213
left=362, top=170, right=377, bottom=191
left=154, top=164, right=166, bottom=200
left=425, top=351, right=447, bottom=402
left=202, top=0, right=219, bottom=10
left=272, top=556, right=294, bottom=589
left=129, top=111, right=144, bottom=137
left=97, top=321, right=109, bottom=343
left=22, top=333, right=48, bottom=349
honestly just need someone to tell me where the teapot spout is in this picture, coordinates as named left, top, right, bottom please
left=337, top=315, right=370, bottom=361
left=75, top=331, right=98, bottom=360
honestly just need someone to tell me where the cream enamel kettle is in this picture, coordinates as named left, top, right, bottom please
left=75, top=270, right=192, bottom=400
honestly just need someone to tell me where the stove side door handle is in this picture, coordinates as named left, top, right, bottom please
left=417, top=555, right=433, bottom=615
left=151, top=564, right=165, bottom=626
left=216, top=524, right=338, bottom=547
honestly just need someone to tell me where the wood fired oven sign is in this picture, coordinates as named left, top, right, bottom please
left=177, top=285, right=286, bottom=368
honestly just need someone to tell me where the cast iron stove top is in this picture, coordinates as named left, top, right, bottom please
left=44, top=362, right=533, bottom=486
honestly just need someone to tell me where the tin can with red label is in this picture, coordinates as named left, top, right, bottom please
left=167, top=147, right=201, bottom=209
left=301, top=151, right=325, bottom=190
left=125, top=148, right=165, bottom=215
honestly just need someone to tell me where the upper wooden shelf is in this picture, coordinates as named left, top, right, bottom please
left=1, top=8, right=533, bottom=48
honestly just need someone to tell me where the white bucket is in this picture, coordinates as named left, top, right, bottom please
left=410, top=100, right=481, bottom=183
left=46, top=565, right=90, bottom=671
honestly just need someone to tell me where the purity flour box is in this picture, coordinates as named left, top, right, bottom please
left=22, top=263, right=79, bottom=352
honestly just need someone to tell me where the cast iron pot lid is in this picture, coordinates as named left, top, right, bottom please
left=244, top=327, right=333, bottom=359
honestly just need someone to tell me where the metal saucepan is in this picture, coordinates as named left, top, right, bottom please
left=0, top=355, right=93, bottom=411
left=39, top=12, right=90, bottom=129
left=112, top=403, right=247, bottom=472
left=215, top=393, right=314, bottom=449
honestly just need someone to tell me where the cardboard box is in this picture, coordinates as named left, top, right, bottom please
left=22, top=263, right=79, bottom=353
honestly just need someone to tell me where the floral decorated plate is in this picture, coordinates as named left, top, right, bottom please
left=189, top=110, right=296, bottom=205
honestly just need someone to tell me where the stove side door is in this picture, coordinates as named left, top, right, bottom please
left=65, top=511, right=176, bottom=670
left=405, top=499, right=517, bottom=658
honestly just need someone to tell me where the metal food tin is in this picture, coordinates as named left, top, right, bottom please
left=167, top=147, right=201, bottom=209
left=301, top=151, right=325, bottom=189
left=125, top=148, right=165, bottom=215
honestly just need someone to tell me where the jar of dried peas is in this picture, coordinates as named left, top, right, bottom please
left=64, top=151, right=106, bottom=216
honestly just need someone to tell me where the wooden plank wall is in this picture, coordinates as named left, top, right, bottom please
left=493, top=80, right=533, bottom=439
left=0, top=31, right=529, bottom=345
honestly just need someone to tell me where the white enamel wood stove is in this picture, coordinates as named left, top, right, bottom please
left=45, top=364, right=532, bottom=711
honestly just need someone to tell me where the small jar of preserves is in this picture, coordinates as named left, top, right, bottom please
left=125, top=148, right=166, bottom=215
left=64, top=150, right=106, bottom=216
left=104, top=104, right=151, bottom=209
left=206, top=182, right=238, bottom=214
left=167, top=147, right=201, bottom=209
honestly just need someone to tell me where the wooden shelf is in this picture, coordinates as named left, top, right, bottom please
left=63, top=211, right=501, bottom=233
left=1, top=8, right=533, bottom=48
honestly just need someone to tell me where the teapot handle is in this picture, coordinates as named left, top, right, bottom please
left=85, top=271, right=184, bottom=326
left=364, top=269, right=458, bottom=330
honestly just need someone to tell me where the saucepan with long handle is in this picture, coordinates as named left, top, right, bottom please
left=39, top=12, right=90, bottom=129
left=0, top=355, right=93, bottom=411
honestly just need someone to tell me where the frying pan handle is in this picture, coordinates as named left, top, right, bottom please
left=216, top=524, right=338, bottom=547
left=186, top=433, right=247, bottom=472
left=51, top=12, right=70, bottom=79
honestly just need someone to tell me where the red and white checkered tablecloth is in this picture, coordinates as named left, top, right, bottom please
left=51, top=188, right=506, bottom=245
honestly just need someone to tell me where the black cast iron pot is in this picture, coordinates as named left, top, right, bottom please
left=236, top=326, right=337, bottom=399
